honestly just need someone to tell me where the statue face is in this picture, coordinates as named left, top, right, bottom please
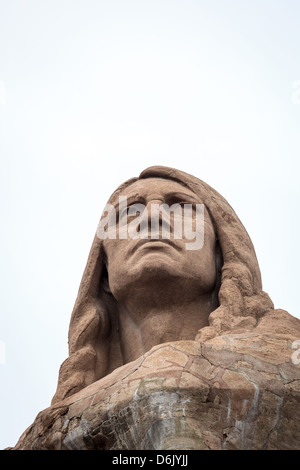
left=103, top=177, right=218, bottom=305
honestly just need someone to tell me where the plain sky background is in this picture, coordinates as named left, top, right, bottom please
left=0, top=0, right=300, bottom=449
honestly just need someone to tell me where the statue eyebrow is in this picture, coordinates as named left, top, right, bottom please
left=112, top=195, right=146, bottom=212
left=109, top=191, right=199, bottom=209
left=165, top=191, right=200, bottom=203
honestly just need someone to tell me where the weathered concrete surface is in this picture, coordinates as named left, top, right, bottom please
left=51, top=166, right=276, bottom=406
left=13, top=329, right=300, bottom=450
left=9, top=167, right=300, bottom=450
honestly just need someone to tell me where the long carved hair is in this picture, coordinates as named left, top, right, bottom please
left=51, top=166, right=273, bottom=404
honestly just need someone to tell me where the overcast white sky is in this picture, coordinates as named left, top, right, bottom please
left=0, top=0, right=300, bottom=449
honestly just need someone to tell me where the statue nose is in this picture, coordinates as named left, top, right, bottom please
left=143, top=200, right=172, bottom=238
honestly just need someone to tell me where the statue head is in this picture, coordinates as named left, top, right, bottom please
left=52, top=166, right=273, bottom=404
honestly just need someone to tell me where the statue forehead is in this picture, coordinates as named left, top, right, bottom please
left=118, top=177, right=198, bottom=199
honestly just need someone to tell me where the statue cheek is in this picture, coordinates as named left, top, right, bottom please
left=189, top=245, right=217, bottom=291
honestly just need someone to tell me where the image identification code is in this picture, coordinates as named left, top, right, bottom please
left=112, top=454, right=188, bottom=467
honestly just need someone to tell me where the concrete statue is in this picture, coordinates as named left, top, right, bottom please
left=12, top=166, right=300, bottom=450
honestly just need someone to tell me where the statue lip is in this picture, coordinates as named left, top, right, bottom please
left=133, top=238, right=181, bottom=252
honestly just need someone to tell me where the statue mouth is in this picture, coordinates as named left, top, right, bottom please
left=133, top=238, right=181, bottom=253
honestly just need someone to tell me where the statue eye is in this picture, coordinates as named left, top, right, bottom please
left=118, top=202, right=144, bottom=224
left=168, top=196, right=197, bottom=211
left=127, top=204, right=144, bottom=220
left=118, top=207, right=128, bottom=220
